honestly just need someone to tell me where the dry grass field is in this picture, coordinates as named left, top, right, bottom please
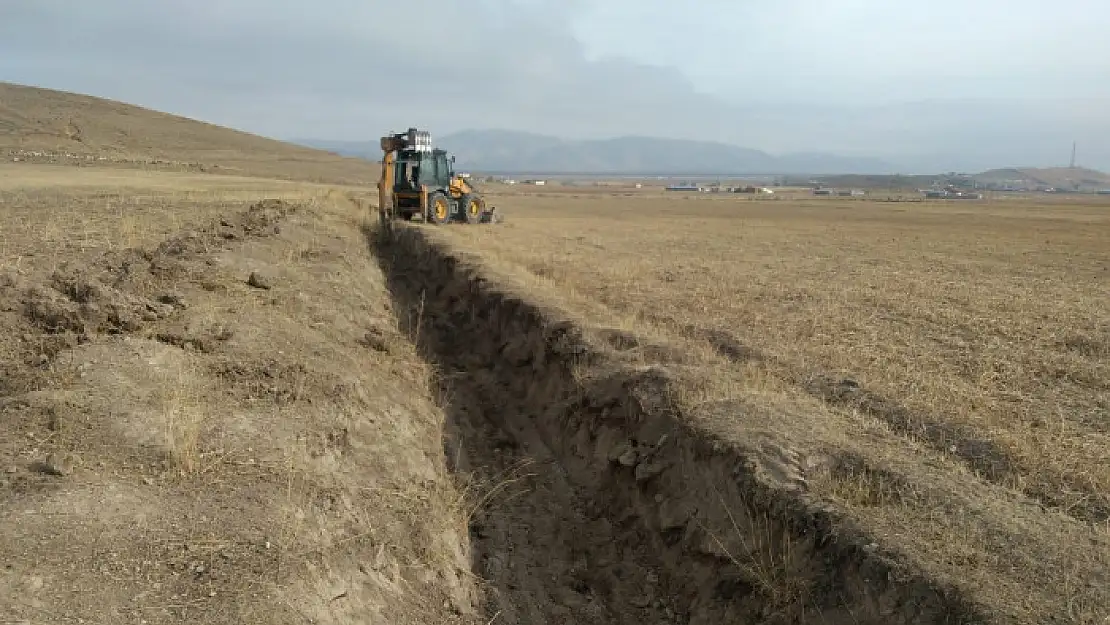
left=426, top=186, right=1110, bottom=623
left=445, top=188, right=1110, bottom=519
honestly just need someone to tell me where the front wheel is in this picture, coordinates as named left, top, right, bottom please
left=427, top=191, right=451, bottom=224
left=460, top=193, right=486, bottom=224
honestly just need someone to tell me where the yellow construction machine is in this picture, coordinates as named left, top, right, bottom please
left=377, top=128, right=497, bottom=225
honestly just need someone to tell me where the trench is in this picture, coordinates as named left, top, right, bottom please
left=367, top=223, right=990, bottom=625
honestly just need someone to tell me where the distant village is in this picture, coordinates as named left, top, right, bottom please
left=470, top=171, right=1110, bottom=199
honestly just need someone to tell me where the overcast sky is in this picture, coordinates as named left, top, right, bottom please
left=2, top=0, right=1108, bottom=171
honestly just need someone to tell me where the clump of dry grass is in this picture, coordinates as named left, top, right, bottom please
left=697, top=488, right=813, bottom=614
left=156, top=361, right=207, bottom=475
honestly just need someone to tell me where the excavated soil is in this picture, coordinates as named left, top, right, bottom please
left=0, top=197, right=478, bottom=624
left=369, top=223, right=990, bottom=625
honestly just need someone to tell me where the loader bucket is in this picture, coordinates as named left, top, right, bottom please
left=479, top=207, right=504, bottom=224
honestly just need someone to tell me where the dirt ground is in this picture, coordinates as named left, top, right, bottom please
left=0, top=166, right=475, bottom=624
left=2, top=163, right=1107, bottom=625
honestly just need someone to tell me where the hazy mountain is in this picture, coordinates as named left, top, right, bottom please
left=296, top=130, right=898, bottom=175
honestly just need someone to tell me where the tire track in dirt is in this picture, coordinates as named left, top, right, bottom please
left=368, top=222, right=990, bottom=625
left=801, top=374, right=1110, bottom=525
left=635, top=312, right=1109, bottom=526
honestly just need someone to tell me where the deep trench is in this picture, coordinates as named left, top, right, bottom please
left=367, top=223, right=990, bottom=625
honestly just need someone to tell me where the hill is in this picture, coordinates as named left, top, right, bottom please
left=973, top=166, right=1110, bottom=191
left=298, top=129, right=897, bottom=175
left=0, top=82, right=374, bottom=184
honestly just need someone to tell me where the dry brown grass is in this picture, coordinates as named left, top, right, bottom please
left=0, top=166, right=363, bottom=271
left=1, top=81, right=374, bottom=184
left=443, top=188, right=1110, bottom=516
left=429, top=185, right=1110, bottom=623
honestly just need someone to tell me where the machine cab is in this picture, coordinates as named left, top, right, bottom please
left=394, top=150, right=454, bottom=191
left=391, top=128, right=456, bottom=192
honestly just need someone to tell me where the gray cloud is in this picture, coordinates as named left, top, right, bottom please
left=1, top=0, right=1107, bottom=171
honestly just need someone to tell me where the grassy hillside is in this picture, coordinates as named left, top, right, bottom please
left=0, top=82, right=374, bottom=184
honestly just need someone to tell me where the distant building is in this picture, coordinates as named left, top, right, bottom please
left=922, top=188, right=982, bottom=200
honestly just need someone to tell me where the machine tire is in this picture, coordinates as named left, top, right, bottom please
left=427, top=191, right=451, bottom=224
left=460, top=193, right=485, bottom=224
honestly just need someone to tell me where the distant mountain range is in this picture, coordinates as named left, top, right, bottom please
left=294, top=129, right=898, bottom=175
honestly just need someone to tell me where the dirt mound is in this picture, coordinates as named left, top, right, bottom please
left=369, top=224, right=989, bottom=625
left=0, top=197, right=478, bottom=624
left=0, top=199, right=298, bottom=384
left=20, top=270, right=175, bottom=334
left=154, top=198, right=295, bottom=258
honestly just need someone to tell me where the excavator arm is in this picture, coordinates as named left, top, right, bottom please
left=448, top=176, right=474, bottom=198
left=377, top=135, right=407, bottom=225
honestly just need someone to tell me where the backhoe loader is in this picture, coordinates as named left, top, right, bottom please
left=377, top=128, right=497, bottom=225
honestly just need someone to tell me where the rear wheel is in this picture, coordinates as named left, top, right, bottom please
left=460, top=193, right=485, bottom=224
left=427, top=191, right=451, bottom=224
